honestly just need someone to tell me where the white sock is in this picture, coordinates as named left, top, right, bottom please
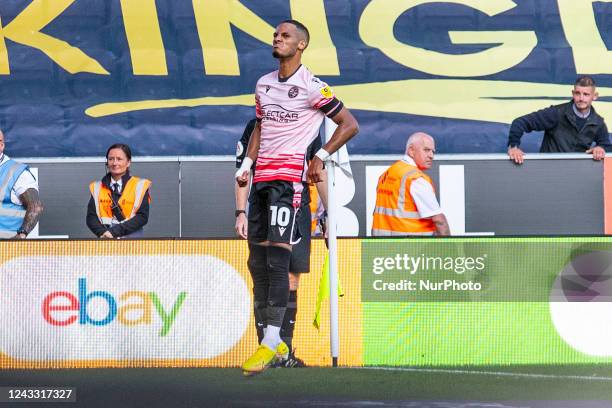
left=261, top=325, right=281, bottom=350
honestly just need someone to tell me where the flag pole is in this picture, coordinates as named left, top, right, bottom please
left=324, top=118, right=340, bottom=367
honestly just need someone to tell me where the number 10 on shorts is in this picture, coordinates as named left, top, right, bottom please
left=270, top=206, right=291, bottom=227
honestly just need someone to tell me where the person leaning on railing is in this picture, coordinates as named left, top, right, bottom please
left=86, top=143, right=151, bottom=239
left=507, top=76, right=612, bottom=165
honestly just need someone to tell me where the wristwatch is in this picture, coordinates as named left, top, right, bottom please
left=235, top=210, right=246, bottom=217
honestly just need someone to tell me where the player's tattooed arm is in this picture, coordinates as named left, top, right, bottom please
left=17, top=188, right=44, bottom=236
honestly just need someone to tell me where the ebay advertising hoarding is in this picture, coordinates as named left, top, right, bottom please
left=3, top=238, right=612, bottom=369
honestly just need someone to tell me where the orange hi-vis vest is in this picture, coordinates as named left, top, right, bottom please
left=372, top=160, right=435, bottom=236
left=89, top=177, right=151, bottom=226
left=309, top=184, right=318, bottom=233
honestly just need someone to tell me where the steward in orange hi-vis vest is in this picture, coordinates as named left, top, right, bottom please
left=372, top=160, right=436, bottom=236
left=89, top=176, right=151, bottom=227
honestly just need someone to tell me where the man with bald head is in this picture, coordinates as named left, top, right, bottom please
left=372, top=132, right=449, bottom=236
left=0, top=130, right=43, bottom=238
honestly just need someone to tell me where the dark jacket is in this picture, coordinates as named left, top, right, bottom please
left=86, top=172, right=150, bottom=238
left=508, top=101, right=611, bottom=152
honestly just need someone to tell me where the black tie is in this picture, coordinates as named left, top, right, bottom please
left=112, top=183, right=120, bottom=195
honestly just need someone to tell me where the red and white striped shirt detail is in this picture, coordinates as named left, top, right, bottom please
left=254, top=152, right=306, bottom=183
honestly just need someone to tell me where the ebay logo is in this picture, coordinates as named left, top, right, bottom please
left=42, top=278, right=187, bottom=337
left=0, top=255, right=250, bottom=361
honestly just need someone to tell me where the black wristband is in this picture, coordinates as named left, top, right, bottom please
left=235, top=210, right=246, bottom=217
left=17, top=229, right=28, bottom=236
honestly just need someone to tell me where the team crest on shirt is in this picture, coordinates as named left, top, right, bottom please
left=288, top=86, right=299, bottom=98
left=320, top=86, right=333, bottom=98
left=265, top=85, right=270, bottom=93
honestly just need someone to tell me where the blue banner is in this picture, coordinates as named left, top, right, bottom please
left=0, top=0, right=610, bottom=156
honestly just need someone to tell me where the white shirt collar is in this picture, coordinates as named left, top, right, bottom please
left=110, top=178, right=123, bottom=189
left=402, top=155, right=417, bottom=167
left=0, top=154, right=9, bottom=166
left=572, top=103, right=591, bottom=119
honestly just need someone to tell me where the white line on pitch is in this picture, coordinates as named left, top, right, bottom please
left=356, top=366, right=612, bottom=381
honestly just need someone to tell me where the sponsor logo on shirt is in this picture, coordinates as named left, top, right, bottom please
left=261, top=104, right=299, bottom=123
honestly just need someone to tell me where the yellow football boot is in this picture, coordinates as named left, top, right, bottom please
left=242, top=344, right=277, bottom=376
left=242, top=341, right=289, bottom=376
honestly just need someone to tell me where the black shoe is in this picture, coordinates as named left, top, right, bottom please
left=273, top=353, right=306, bottom=368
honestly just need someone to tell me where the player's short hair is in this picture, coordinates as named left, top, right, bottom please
left=280, top=19, right=310, bottom=47
left=575, top=76, right=596, bottom=88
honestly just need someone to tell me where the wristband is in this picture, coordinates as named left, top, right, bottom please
left=315, top=148, right=331, bottom=162
left=235, top=157, right=253, bottom=179
left=235, top=209, right=246, bottom=217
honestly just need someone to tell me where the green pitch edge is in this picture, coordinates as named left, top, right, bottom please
left=363, top=302, right=612, bottom=366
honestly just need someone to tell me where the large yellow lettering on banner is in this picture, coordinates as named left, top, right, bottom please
left=359, top=0, right=537, bottom=77
left=558, top=0, right=612, bottom=74
left=193, top=0, right=338, bottom=76
left=0, top=0, right=108, bottom=75
left=120, top=0, right=167, bottom=75
left=0, top=17, right=9, bottom=74
left=289, top=0, right=339, bottom=75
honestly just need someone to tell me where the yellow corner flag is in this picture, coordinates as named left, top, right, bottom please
left=313, top=253, right=345, bottom=330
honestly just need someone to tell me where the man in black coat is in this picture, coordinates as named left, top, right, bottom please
left=507, top=76, right=611, bottom=164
